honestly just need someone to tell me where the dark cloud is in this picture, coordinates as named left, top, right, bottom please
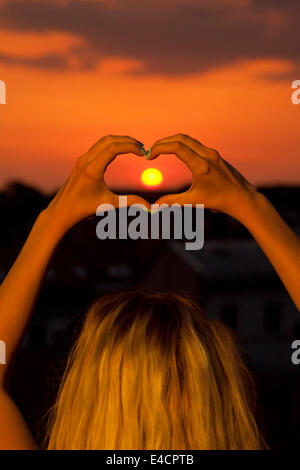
left=0, top=53, right=70, bottom=69
left=0, top=0, right=299, bottom=76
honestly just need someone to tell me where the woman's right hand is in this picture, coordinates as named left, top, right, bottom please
left=148, top=134, right=259, bottom=222
left=45, top=135, right=150, bottom=234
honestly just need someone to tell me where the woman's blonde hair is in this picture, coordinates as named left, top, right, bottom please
left=45, top=289, right=265, bottom=450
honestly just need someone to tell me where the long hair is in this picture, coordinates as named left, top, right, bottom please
left=45, top=289, right=265, bottom=449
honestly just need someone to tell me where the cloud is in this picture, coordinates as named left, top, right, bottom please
left=0, top=0, right=299, bottom=76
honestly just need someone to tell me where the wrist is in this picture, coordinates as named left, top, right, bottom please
left=233, top=188, right=271, bottom=229
left=35, top=208, right=69, bottom=243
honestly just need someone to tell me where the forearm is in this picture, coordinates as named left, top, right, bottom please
left=238, top=190, right=300, bottom=311
left=0, top=209, right=65, bottom=385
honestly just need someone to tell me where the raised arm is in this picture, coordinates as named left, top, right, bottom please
left=0, top=135, right=148, bottom=449
left=148, top=134, right=300, bottom=312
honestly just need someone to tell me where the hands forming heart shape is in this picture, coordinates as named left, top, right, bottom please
left=47, top=133, right=257, bottom=233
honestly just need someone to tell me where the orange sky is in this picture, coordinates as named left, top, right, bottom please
left=0, top=11, right=299, bottom=194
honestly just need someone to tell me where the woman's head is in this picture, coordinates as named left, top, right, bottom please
left=46, top=289, right=264, bottom=450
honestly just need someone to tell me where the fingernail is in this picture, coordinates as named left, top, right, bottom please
left=140, top=146, right=148, bottom=156
left=145, top=147, right=152, bottom=160
left=137, top=141, right=145, bottom=146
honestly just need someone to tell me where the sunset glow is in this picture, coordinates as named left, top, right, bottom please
left=141, top=168, right=163, bottom=187
left=0, top=1, right=299, bottom=193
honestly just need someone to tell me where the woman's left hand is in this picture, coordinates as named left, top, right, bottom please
left=147, top=133, right=257, bottom=222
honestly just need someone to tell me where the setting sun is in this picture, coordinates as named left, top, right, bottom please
left=141, top=168, right=163, bottom=187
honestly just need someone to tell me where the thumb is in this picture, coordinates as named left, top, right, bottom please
left=152, top=194, right=182, bottom=209
left=151, top=194, right=183, bottom=214
left=126, top=194, right=151, bottom=212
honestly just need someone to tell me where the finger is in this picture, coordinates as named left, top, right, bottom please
left=126, top=194, right=151, bottom=212
left=85, top=135, right=145, bottom=162
left=88, top=141, right=145, bottom=175
left=152, top=134, right=218, bottom=161
left=100, top=191, right=151, bottom=212
left=153, top=133, right=204, bottom=150
left=147, top=141, right=204, bottom=173
left=153, top=191, right=190, bottom=208
left=89, top=135, right=144, bottom=153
